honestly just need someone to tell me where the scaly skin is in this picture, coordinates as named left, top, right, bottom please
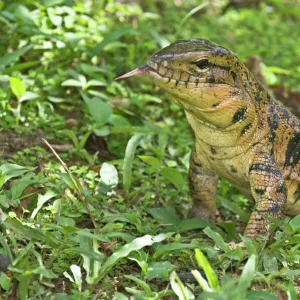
left=119, top=39, right=300, bottom=239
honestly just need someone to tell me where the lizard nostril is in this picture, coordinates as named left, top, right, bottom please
left=207, top=76, right=215, bottom=83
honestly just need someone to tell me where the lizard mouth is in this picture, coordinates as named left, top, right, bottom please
left=116, top=63, right=228, bottom=89
left=115, top=65, right=157, bottom=80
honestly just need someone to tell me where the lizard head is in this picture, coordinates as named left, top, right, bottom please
left=117, top=39, right=255, bottom=110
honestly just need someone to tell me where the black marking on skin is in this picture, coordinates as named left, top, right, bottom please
left=267, top=203, right=281, bottom=214
left=185, top=74, right=191, bottom=88
left=212, top=102, right=220, bottom=108
left=210, top=147, right=217, bottom=155
left=231, top=166, right=237, bottom=173
left=193, top=161, right=203, bottom=168
left=167, top=77, right=171, bottom=83
left=231, top=90, right=240, bottom=96
left=284, top=132, right=300, bottom=167
left=232, top=107, right=247, bottom=124
left=255, top=91, right=261, bottom=103
left=195, top=78, right=199, bottom=87
left=175, top=80, right=179, bottom=86
left=241, top=123, right=252, bottom=136
left=231, top=71, right=237, bottom=86
left=191, top=168, right=201, bottom=175
left=249, top=163, right=281, bottom=176
left=254, top=188, right=265, bottom=195
left=267, top=110, right=279, bottom=144
left=276, top=182, right=287, bottom=194
left=281, top=106, right=291, bottom=120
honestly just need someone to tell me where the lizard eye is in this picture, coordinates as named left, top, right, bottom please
left=195, top=59, right=209, bottom=69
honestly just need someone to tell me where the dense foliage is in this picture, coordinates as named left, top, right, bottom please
left=0, top=0, right=300, bottom=298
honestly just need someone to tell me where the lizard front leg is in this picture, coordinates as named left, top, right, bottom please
left=189, top=149, right=219, bottom=221
left=246, top=150, right=287, bottom=238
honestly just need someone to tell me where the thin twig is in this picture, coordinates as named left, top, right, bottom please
left=43, top=138, right=99, bottom=233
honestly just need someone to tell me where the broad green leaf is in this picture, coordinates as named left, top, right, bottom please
left=128, top=251, right=148, bottom=274
left=154, top=243, right=198, bottom=259
left=103, top=232, right=134, bottom=243
left=263, top=254, right=278, bottom=273
left=96, top=233, right=172, bottom=282
left=236, top=254, right=256, bottom=297
left=123, top=133, right=143, bottom=195
left=0, top=164, right=29, bottom=188
left=191, top=269, right=212, bottom=292
left=89, top=27, right=138, bottom=56
left=11, top=179, right=37, bottom=200
left=138, top=155, right=162, bottom=170
left=203, top=227, right=229, bottom=252
left=81, top=237, right=102, bottom=284
left=147, top=207, right=181, bottom=226
left=84, top=79, right=106, bottom=90
left=0, top=273, right=12, bottom=291
left=246, top=291, right=277, bottom=300
left=61, top=79, right=82, bottom=87
left=100, top=163, right=118, bottom=186
left=124, top=275, right=152, bottom=296
left=70, top=265, right=82, bottom=291
left=9, top=77, right=26, bottom=100
left=82, top=94, right=112, bottom=125
left=177, top=218, right=210, bottom=233
left=76, top=230, right=110, bottom=243
left=19, top=91, right=39, bottom=102
left=58, top=173, right=82, bottom=192
left=103, top=212, right=140, bottom=225
left=12, top=241, right=35, bottom=266
left=48, top=96, right=66, bottom=103
left=160, top=167, right=185, bottom=190
left=0, top=44, right=32, bottom=69
left=57, top=216, right=76, bottom=227
left=4, top=219, right=58, bottom=246
left=194, top=249, right=219, bottom=290
left=146, top=261, right=176, bottom=280
left=218, top=195, right=250, bottom=222
left=3, top=60, right=41, bottom=74
left=31, top=190, right=57, bottom=219
left=110, top=114, right=131, bottom=126
left=287, top=280, right=297, bottom=300
left=241, top=236, right=257, bottom=257
left=289, top=215, right=300, bottom=232
left=65, top=248, right=105, bottom=262
left=0, top=234, right=13, bottom=262
left=93, top=125, right=110, bottom=136
left=115, top=292, right=129, bottom=300
left=170, top=271, right=195, bottom=300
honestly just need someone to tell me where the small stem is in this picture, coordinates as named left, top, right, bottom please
left=43, top=138, right=99, bottom=234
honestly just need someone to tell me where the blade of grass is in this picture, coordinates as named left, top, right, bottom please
left=194, top=249, right=219, bottom=291
left=123, top=133, right=143, bottom=196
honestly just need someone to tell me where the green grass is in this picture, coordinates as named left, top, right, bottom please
left=0, top=0, right=300, bottom=299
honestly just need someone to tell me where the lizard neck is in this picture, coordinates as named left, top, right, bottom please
left=182, top=90, right=269, bottom=159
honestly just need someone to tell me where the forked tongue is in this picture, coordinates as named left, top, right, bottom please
left=116, top=65, right=152, bottom=80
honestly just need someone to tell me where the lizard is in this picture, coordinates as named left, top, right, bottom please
left=117, top=39, right=300, bottom=239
